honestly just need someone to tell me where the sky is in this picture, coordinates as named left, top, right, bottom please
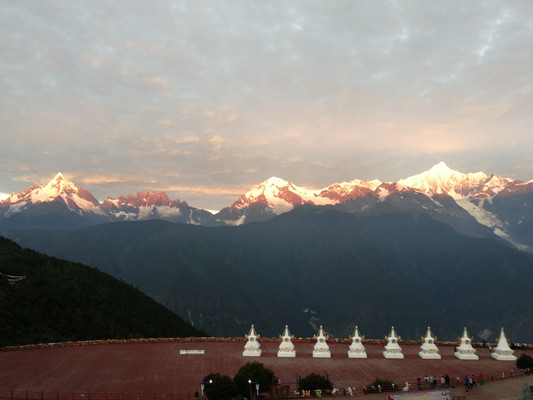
left=1, top=0, right=533, bottom=210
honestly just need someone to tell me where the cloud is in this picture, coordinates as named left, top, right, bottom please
left=0, top=1, right=532, bottom=210
left=77, top=175, right=128, bottom=185
left=153, top=184, right=245, bottom=196
left=84, top=54, right=104, bottom=68
left=142, top=76, right=170, bottom=87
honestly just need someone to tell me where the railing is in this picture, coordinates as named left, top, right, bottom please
left=0, top=392, right=193, bottom=400
left=1, top=369, right=530, bottom=400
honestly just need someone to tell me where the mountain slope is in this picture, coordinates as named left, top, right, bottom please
left=5, top=207, right=533, bottom=342
left=0, top=236, right=205, bottom=347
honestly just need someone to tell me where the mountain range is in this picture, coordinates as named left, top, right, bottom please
left=2, top=162, right=533, bottom=342
left=1, top=162, right=532, bottom=252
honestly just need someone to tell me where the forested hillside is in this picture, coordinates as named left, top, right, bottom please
left=0, top=236, right=205, bottom=347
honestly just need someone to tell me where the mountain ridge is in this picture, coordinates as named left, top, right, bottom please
left=1, top=162, right=532, bottom=251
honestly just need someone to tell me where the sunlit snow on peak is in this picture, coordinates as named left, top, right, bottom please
left=398, top=161, right=488, bottom=198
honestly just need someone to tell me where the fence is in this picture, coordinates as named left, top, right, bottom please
left=0, top=392, right=194, bottom=400
left=1, top=369, right=530, bottom=400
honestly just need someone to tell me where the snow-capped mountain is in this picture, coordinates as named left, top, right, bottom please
left=0, top=174, right=219, bottom=229
left=215, top=176, right=382, bottom=224
left=0, top=173, right=110, bottom=229
left=2, top=172, right=104, bottom=214
left=217, top=162, right=487, bottom=224
left=1, top=163, right=532, bottom=251
left=214, top=162, right=533, bottom=252
left=398, top=161, right=488, bottom=198
left=103, top=191, right=220, bottom=226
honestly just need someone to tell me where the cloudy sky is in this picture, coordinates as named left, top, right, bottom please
left=1, top=1, right=532, bottom=210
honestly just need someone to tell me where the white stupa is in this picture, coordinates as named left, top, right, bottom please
left=383, top=326, right=404, bottom=359
left=454, top=326, right=479, bottom=360
left=491, top=327, right=517, bottom=361
left=418, top=326, right=441, bottom=359
left=312, top=326, right=331, bottom=358
left=347, top=325, right=367, bottom=358
left=242, top=324, right=262, bottom=357
left=277, top=325, right=296, bottom=357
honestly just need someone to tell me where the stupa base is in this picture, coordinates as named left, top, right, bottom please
left=242, top=350, right=262, bottom=357
left=418, top=351, right=441, bottom=359
left=277, top=351, right=296, bottom=358
left=348, top=351, right=367, bottom=358
left=454, top=352, right=479, bottom=360
left=383, top=351, right=404, bottom=359
left=491, top=352, right=517, bottom=361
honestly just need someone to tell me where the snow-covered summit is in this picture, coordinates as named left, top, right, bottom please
left=0, top=172, right=104, bottom=214
left=231, top=177, right=320, bottom=214
left=398, top=161, right=488, bottom=198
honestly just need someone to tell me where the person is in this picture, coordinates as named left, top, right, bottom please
left=445, top=374, right=450, bottom=388
left=479, top=373, right=484, bottom=385
left=464, top=376, right=470, bottom=391
left=417, top=377, right=422, bottom=390
left=440, top=376, right=445, bottom=388
left=471, top=374, right=477, bottom=387
left=432, top=378, right=437, bottom=389
left=424, top=375, right=429, bottom=385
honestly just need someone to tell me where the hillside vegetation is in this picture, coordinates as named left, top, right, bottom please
left=0, top=236, right=205, bottom=347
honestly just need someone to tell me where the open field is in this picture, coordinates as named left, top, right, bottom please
left=1, top=340, right=531, bottom=399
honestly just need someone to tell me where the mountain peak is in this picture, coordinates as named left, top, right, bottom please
left=53, top=172, right=66, bottom=181
left=428, top=161, right=455, bottom=174
left=1, top=173, right=104, bottom=214
left=260, top=177, right=290, bottom=187
left=399, top=163, right=488, bottom=198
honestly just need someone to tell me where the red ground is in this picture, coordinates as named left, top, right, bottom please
left=1, top=340, right=531, bottom=398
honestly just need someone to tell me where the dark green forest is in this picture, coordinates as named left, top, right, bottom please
left=0, top=236, right=205, bottom=347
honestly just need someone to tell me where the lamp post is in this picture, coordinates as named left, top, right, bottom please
left=248, top=380, right=259, bottom=400
left=201, top=379, right=212, bottom=399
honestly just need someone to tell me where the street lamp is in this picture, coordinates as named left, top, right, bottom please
left=248, top=379, right=259, bottom=400
left=201, top=379, right=213, bottom=399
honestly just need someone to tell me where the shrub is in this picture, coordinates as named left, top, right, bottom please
left=298, top=373, right=333, bottom=392
left=201, top=373, right=238, bottom=400
left=516, top=354, right=533, bottom=370
left=234, top=361, right=278, bottom=399
left=363, top=378, right=398, bottom=394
